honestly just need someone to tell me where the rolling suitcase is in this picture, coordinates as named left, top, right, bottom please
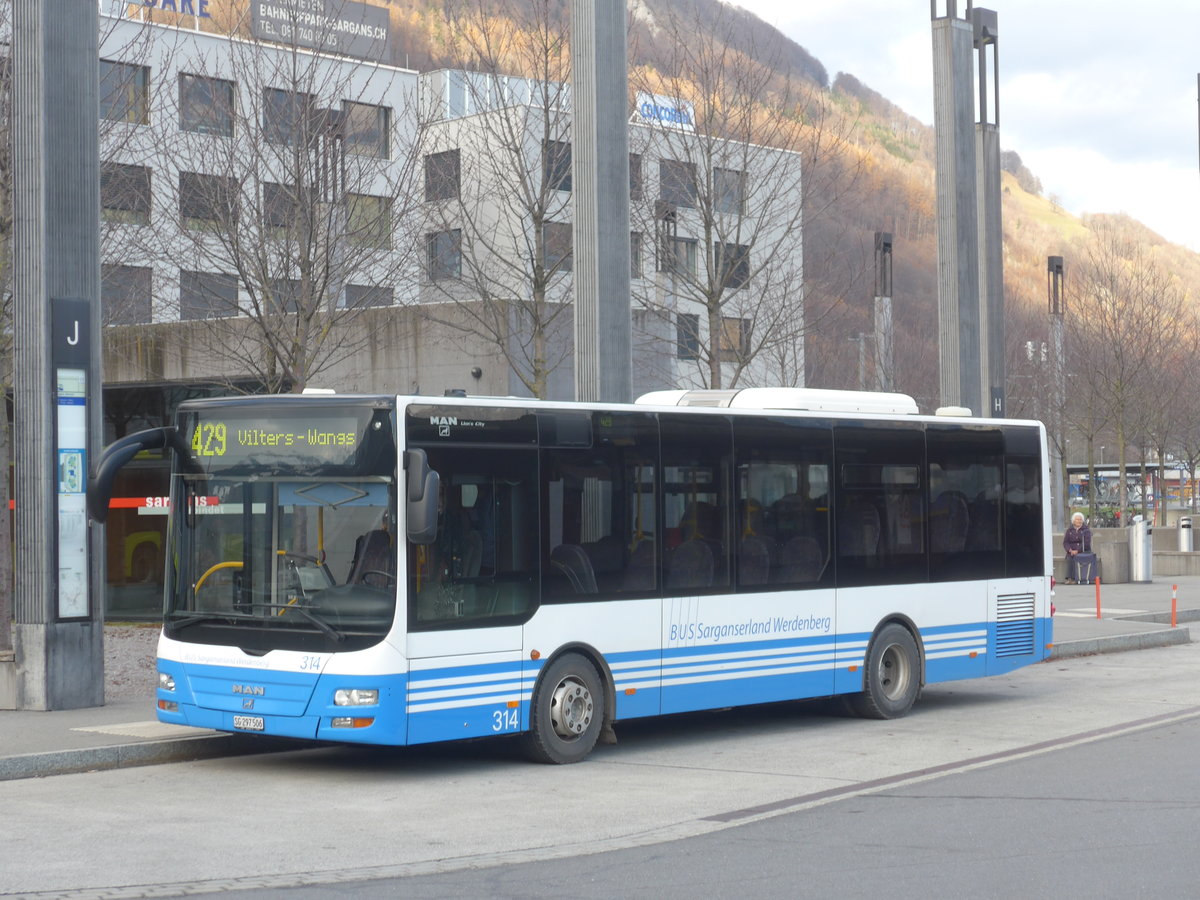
left=1072, top=552, right=1096, bottom=583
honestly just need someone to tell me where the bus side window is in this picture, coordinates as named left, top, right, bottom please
left=661, top=413, right=732, bottom=595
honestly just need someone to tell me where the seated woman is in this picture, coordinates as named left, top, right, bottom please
left=1063, top=512, right=1094, bottom=583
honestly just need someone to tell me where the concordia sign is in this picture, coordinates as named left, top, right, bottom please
left=633, top=92, right=695, bottom=132
left=252, top=0, right=390, bottom=62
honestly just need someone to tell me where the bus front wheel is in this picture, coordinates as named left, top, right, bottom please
left=524, top=653, right=604, bottom=764
left=847, top=623, right=921, bottom=719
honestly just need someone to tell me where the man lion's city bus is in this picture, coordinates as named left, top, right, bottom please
left=88, top=388, right=1052, bottom=764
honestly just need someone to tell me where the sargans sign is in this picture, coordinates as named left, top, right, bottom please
left=252, top=0, right=390, bottom=62
left=634, top=92, right=695, bottom=132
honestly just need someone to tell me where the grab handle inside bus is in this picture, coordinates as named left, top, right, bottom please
left=405, top=448, right=440, bottom=545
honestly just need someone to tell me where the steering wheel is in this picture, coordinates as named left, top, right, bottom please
left=359, top=569, right=397, bottom=587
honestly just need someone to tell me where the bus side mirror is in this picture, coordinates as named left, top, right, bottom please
left=88, top=426, right=192, bottom=523
left=405, top=449, right=440, bottom=545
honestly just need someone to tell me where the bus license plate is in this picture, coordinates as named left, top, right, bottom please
left=233, top=715, right=264, bottom=731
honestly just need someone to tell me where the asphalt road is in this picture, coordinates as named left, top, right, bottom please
left=4, top=641, right=1200, bottom=899
left=211, top=715, right=1200, bottom=900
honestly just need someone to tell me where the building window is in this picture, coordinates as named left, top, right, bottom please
left=542, top=221, right=573, bottom=273
left=101, top=264, right=152, bottom=325
left=631, top=231, right=642, bottom=278
left=345, top=193, right=391, bottom=249
left=269, top=279, right=302, bottom=314
left=345, top=284, right=394, bottom=308
left=713, top=167, right=747, bottom=215
left=544, top=140, right=572, bottom=192
left=715, top=242, right=751, bottom=290
left=100, top=163, right=151, bottom=225
left=424, top=149, right=460, bottom=202
left=179, top=73, right=234, bottom=136
left=100, top=60, right=149, bottom=124
left=343, top=100, right=390, bottom=158
left=263, top=182, right=297, bottom=231
left=718, top=316, right=751, bottom=362
left=676, top=313, right=700, bottom=360
left=665, top=236, right=697, bottom=277
left=263, top=87, right=313, bottom=145
left=179, top=270, right=237, bottom=320
left=659, top=159, right=697, bottom=209
left=426, top=229, right=462, bottom=280
left=180, top=172, right=238, bottom=231
left=629, top=153, right=643, bottom=200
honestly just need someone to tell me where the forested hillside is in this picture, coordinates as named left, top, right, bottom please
left=176, top=0, right=1200, bottom=416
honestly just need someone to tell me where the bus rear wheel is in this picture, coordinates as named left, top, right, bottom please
left=524, top=653, right=604, bottom=764
left=847, top=623, right=921, bottom=719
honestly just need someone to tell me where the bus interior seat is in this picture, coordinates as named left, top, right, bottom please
left=930, top=490, right=970, bottom=553
left=347, top=529, right=394, bottom=584
left=550, top=543, right=599, bottom=594
left=622, top=539, right=656, bottom=591
left=738, top=534, right=772, bottom=586
left=582, top=536, right=623, bottom=591
left=667, top=538, right=714, bottom=591
left=777, top=535, right=824, bottom=583
left=839, top=498, right=880, bottom=556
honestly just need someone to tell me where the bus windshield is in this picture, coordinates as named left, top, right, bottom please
left=164, top=401, right=398, bottom=652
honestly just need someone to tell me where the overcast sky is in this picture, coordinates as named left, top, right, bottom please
left=731, top=0, right=1200, bottom=251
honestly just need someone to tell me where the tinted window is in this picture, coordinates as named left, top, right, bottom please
left=408, top=446, right=538, bottom=631
left=927, top=425, right=1005, bottom=581
left=1004, top=426, right=1044, bottom=576
left=835, top=423, right=926, bottom=587
left=734, top=417, right=832, bottom=590
left=661, top=414, right=731, bottom=594
left=540, top=412, right=658, bottom=601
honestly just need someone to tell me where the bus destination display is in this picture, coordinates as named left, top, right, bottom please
left=186, top=413, right=364, bottom=469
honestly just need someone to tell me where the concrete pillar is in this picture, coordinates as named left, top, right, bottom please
left=873, top=232, right=894, bottom=393
left=931, top=0, right=981, bottom=413
left=571, top=0, right=633, bottom=403
left=974, top=8, right=1004, bottom=418
left=1049, top=256, right=1067, bottom=533
left=5, top=0, right=104, bottom=710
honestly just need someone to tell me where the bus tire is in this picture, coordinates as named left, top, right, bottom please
left=524, top=653, right=604, bottom=764
left=847, top=623, right=920, bottom=720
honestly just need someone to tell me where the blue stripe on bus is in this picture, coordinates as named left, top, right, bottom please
left=159, top=615, right=1052, bottom=747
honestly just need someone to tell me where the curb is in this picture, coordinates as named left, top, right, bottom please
left=0, top=733, right=300, bottom=782
left=1049, top=625, right=1192, bottom=660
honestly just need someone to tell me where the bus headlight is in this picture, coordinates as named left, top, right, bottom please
left=334, top=688, right=378, bottom=706
left=158, top=671, right=176, bottom=692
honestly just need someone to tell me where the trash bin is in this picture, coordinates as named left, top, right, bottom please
left=1129, top=515, right=1153, bottom=582
left=1180, top=517, right=1194, bottom=552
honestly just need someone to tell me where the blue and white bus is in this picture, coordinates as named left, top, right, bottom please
left=88, top=387, right=1052, bottom=764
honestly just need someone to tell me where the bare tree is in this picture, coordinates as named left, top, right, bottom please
left=1070, top=220, right=1189, bottom=518
left=416, top=0, right=575, bottom=399
left=630, top=0, right=810, bottom=390
left=631, top=0, right=867, bottom=391
left=111, top=4, right=421, bottom=394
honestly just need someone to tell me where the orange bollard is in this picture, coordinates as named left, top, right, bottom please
left=1172, top=584, right=1178, bottom=628
left=1095, top=576, right=1102, bottom=618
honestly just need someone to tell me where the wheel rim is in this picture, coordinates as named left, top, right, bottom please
left=877, top=642, right=913, bottom=701
left=549, top=676, right=594, bottom=739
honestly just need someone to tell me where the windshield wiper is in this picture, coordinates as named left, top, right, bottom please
left=168, top=611, right=257, bottom=629
left=251, top=603, right=345, bottom=643
left=168, top=606, right=344, bottom=642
